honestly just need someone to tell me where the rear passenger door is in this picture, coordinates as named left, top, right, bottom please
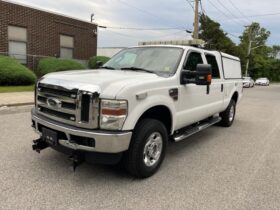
left=205, top=53, right=224, bottom=112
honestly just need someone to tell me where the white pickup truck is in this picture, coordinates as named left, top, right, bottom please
left=32, top=44, right=243, bottom=178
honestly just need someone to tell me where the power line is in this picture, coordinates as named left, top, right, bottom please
left=118, top=0, right=164, bottom=22
left=227, top=0, right=251, bottom=23
left=101, top=28, right=189, bottom=41
left=153, top=30, right=190, bottom=39
left=186, top=0, right=194, bottom=11
left=98, top=26, right=185, bottom=31
left=208, top=0, right=280, bottom=22
left=117, top=0, right=187, bottom=29
left=200, top=0, right=206, bottom=15
left=206, top=0, right=244, bottom=27
left=215, top=0, right=248, bottom=25
left=100, top=29, right=141, bottom=40
left=200, top=1, right=240, bottom=41
left=229, top=12, right=280, bottom=20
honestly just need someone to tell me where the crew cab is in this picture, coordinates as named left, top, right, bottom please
left=31, top=44, right=243, bottom=178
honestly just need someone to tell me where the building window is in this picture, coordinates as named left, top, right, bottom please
left=60, top=35, right=74, bottom=59
left=8, top=26, right=27, bottom=64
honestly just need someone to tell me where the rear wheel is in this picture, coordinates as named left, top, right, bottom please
left=123, top=119, right=168, bottom=178
left=219, top=99, right=236, bottom=127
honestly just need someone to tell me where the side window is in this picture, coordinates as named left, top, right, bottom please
left=184, top=52, right=203, bottom=71
left=205, top=54, right=220, bottom=78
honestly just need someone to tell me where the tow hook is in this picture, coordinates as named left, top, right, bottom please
left=68, top=152, right=85, bottom=172
left=32, top=138, right=49, bottom=153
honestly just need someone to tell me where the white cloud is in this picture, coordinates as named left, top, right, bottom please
left=8, top=0, right=280, bottom=46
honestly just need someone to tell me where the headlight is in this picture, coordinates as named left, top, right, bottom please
left=100, top=99, right=128, bottom=130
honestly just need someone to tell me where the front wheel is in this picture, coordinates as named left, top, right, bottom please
left=219, top=99, right=236, bottom=127
left=123, top=119, right=168, bottom=178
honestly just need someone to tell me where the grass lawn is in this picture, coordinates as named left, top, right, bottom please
left=0, top=85, right=34, bottom=93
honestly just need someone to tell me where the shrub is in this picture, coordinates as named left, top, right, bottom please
left=88, top=56, right=110, bottom=69
left=0, top=56, right=36, bottom=86
left=37, top=58, right=86, bottom=77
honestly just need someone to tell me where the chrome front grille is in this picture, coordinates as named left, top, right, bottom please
left=36, top=83, right=99, bottom=129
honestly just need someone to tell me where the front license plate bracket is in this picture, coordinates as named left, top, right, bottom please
left=42, top=127, right=58, bottom=146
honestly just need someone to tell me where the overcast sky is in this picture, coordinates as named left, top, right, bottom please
left=8, top=0, right=280, bottom=47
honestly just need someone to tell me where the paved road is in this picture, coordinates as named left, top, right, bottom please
left=0, top=85, right=280, bottom=210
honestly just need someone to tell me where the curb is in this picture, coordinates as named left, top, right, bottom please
left=0, top=102, right=34, bottom=108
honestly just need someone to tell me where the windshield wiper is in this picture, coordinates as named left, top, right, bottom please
left=120, top=67, right=155, bottom=74
left=102, top=66, right=115, bottom=70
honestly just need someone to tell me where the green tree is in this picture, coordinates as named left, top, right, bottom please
left=199, top=15, right=237, bottom=55
left=271, top=45, right=280, bottom=59
left=199, top=17, right=279, bottom=81
left=237, top=22, right=271, bottom=77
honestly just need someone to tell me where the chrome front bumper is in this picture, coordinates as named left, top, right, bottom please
left=31, top=108, right=132, bottom=153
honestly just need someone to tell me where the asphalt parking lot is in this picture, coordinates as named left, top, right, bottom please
left=0, top=85, right=280, bottom=210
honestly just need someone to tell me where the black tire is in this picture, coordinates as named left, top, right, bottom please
left=219, top=99, right=236, bottom=127
left=123, top=119, right=168, bottom=178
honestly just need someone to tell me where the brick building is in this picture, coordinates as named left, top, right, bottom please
left=0, top=0, right=97, bottom=70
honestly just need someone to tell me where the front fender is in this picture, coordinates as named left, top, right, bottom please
left=122, top=94, right=177, bottom=134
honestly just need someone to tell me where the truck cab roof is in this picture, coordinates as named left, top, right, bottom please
left=131, top=44, right=240, bottom=61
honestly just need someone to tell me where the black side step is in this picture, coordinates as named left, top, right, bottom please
left=173, top=117, right=221, bottom=142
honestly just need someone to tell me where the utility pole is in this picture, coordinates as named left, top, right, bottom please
left=245, top=25, right=253, bottom=77
left=245, top=39, right=252, bottom=77
left=193, top=0, right=199, bottom=39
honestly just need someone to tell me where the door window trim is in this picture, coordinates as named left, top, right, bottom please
left=204, top=53, right=221, bottom=79
left=182, top=50, right=204, bottom=72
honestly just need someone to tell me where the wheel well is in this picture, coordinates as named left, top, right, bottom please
left=232, top=92, right=238, bottom=103
left=137, top=106, right=172, bottom=134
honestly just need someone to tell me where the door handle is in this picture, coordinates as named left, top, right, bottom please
left=221, top=84, right=224, bottom=92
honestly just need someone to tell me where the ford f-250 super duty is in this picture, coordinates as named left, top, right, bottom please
left=31, top=44, right=243, bottom=178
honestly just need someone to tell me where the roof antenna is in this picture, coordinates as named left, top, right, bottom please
left=91, top=13, right=94, bottom=22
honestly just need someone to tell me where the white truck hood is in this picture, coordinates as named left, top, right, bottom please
left=39, top=69, right=161, bottom=98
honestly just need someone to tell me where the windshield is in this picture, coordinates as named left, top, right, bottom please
left=103, top=47, right=184, bottom=75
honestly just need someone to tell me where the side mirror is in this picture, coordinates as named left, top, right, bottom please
left=96, top=61, right=103, bottom=69
left=180, top=64, right=212, bottom=86
left=195, top=64, right=212, bottom=85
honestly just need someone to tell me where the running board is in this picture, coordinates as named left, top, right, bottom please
left=173, top=117, right=221, bottom=142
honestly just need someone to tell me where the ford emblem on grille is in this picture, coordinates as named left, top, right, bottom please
left=47, top=97, right=62, bottom=108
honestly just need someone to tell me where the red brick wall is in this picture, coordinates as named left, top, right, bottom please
left=0, top=0, right=97, bottom=69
